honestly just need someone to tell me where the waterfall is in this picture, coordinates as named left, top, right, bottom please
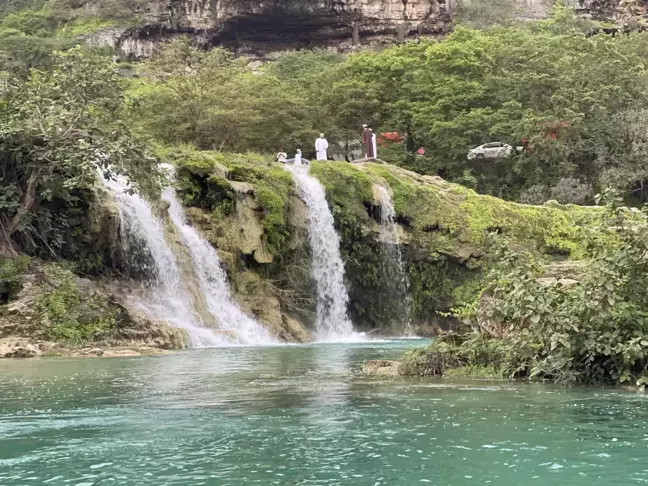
left=284, top=166, right=361, bottom=341
left=162, top=188, right=277, bottom=345
left=107, top=179, right=226, bottom=347
left=374, top=185, right=412, bottom=332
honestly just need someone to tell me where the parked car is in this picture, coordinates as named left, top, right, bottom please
left=467, top=142, right=521, bottom=160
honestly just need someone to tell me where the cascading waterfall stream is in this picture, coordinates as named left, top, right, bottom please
left=284, top=165, right=362, bottom=341
left=374, top=185, right=412, bottom=332
left=162, top=188, right=277, bottom=345
left=106, top=178, right=226, bottom=347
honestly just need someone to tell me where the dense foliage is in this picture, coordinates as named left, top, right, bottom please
left=403, top=191, right=648, bottom=386
left=5, top=0, right=648, bottom=204
left=0, top=47, right=156, bottom=263
left=130, top=41, right=316, bottom=153
left=119, top=6, right=648, bottom=204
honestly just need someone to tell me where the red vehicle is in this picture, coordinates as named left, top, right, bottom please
left=377, top=131, right=404, bottom=146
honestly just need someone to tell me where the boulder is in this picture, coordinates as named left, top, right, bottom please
left=0, top=337, right=41, bottom=358
left=362, top=360, right=400, bottom=376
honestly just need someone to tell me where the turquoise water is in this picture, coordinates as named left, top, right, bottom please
left=1, top=340, right=648, bottom=485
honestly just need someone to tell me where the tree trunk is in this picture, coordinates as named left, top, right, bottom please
left=0, top=221, right=17, bottom=257
left=0, top=239, right=17, bottom=257
left=8, top=174, right=38, bottom=236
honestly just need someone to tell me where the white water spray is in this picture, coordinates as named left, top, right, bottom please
left=162, top=188, right=277, bottom=345
left=107, top=179, right=226, bottom=347
left=284, top=165, right=361, bottom=341
left=374, top=185, right=412, bottom=332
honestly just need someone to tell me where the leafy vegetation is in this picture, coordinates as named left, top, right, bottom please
left=402, top=191, right=648, bottom=386
left=5, top=0, right=647, bottom=203
left=34, top=263, right=118, bottom=343
left=0, top=47, right=157, bottom=260
left=3, top=0, right=648, bottom=379
left=129, top=40, right=315, bottom=153
left=117, top=5, right=648, bottom=206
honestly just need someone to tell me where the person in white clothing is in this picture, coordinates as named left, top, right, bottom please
left=294, top=149, right=302, bottom=165
left=371, top=130, right=378, bottom=160
left=276, top=149, right=287, bottom=163
left=315, top=133, right=329, bottom=161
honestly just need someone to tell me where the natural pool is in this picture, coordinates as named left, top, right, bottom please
left=1, top=339, right=647, bottom=485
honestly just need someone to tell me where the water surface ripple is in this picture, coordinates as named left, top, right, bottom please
left=1, top=341, right=647, bottom=485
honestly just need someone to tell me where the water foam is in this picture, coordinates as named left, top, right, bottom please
left=163, top=188, right=277, bottom=345
left=284, top=165, right=363, bottom=342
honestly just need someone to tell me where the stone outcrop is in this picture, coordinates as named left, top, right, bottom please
left=83, top=0, right=642, bottom=59
left=88, top=0, right=452, bottom=59
left=0, top=260, right=188, bottom=357
left=362, top=359, right=400, bottom=376
left=0, top=337, right=42, bottom=358
left=178, top=165, right=313, bottom=341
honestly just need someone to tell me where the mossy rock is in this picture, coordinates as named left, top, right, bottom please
left=0, top=259, right=188, bottom=349
left=162, top=147, right=603, bottom=335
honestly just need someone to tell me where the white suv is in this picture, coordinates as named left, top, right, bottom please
left=467, top=142, right=517, bottom=160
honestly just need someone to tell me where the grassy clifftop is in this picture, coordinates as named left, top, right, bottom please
left=0, top=149, right=603, bottom=351
left=170, top=150, right=598, bottom=334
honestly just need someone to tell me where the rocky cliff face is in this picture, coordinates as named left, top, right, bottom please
left=88, top=0, right=452, bottom=59
left=85, top=0, right=637, bottom=59
left=171, top=150, right=595, bottom=336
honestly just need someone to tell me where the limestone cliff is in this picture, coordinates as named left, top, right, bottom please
left=88, top=0, right=452, bottom=58
left=84, top=0, right=640, bottom=59
left=172, top=149, right=595, bottom=336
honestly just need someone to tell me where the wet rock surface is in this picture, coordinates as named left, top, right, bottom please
left=0, top=261, right=188, bottom=358
left=362, top=359, right=401, bottom=376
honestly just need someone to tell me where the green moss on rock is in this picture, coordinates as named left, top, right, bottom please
left=362, top=163, right=596, bottom=260
left=160, top=148, right=602, bottom=337
left=0, top=259, right=187, bottom=349
left=164, top=146, right=314, bottom=336
left=35, top=263, right=119, bottom=343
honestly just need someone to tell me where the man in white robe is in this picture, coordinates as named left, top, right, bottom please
left=371, top=130, right=378, bottom=160
left=315, top=134, right=329, bottom=161
left=294, top=149, right=302, bottom=166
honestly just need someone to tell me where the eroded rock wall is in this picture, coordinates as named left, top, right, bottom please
left=90, top=0, right=642, bottom=59
left=91, top=0, right=452, bottom=59
left=0, top=259, right=188, bottom=357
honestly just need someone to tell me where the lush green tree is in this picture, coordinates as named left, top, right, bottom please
left=0, top=47, right=156, bottom=257
left=130, top=39, right=316, bottom=154
left=320, top=15, right=648, bottom=200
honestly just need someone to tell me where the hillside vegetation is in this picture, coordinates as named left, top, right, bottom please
left=2, top=1, right=648, bottom=384
left=3, top=2, right=648, bottom=203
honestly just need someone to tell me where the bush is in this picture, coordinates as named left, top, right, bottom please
left=550, top=177, right=594, bottom=205
left=407, top=192, right=648, bottom=386
left=35, top=264, right=118, bottom=344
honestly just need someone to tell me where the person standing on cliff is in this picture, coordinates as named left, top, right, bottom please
left=315, top=134, right=329, bottom=161
left=294, top=149, right=302, bottom=166
left=371, top=129, right=378, bottom=159
left=362, top=124, right=375, bottom=159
